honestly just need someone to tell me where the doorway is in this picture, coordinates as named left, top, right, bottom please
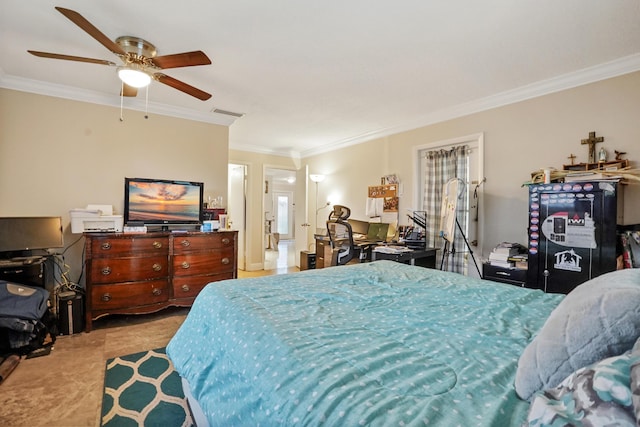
left=264, top=167, right=297, bottom=270
left=273, top=191, right=294, bottom=239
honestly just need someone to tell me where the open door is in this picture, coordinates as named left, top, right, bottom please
left=295, top=166, right=310, bottom=268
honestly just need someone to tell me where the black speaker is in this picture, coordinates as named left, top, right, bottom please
left=58, top=294, right=84, bottom=335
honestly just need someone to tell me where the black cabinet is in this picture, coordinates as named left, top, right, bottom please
left=371, top=248, right=437, bottom=268
left=526, top=181, right=618, bottom=294
left=300, top=251, right=316, bottom=270
left=483, top=263, right=527, bottom=287
left=0, top=257, right=52, bottom=289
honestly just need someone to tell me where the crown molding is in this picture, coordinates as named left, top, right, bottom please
left=0, top=73, right=237, bottom=126
left=229, top=141, right=301, bottom=160
left=3, top=53, right=640, bottom=159
left=298, top=53, right=640, bottom=158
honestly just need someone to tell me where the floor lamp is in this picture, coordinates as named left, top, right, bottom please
left=309, top=174, right=327, bottom=234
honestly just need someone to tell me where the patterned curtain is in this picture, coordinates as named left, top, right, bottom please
left=421, top=145, right=469, bottom=274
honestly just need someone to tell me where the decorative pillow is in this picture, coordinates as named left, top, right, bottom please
left=525, top=344, right=640, bottom=426
left=515, top=268, right=640, bottom=401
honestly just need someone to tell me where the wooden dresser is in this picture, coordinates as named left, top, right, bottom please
left=83, top=231, right=237, bottom=331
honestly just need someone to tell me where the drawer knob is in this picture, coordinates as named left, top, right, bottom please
left=221, top=257, right=230, bottom=265
left=181, top=261, right=190, bottom=269
left=101, top=242, right=112, bottom=250
left=222, top=237, right=230, bottom=245
left=152, top=241, right=163, bottom=249
left=101, top=266, right=112, bottom=276
left=152, top=288, right=162, bottom=296
left=180, top=240, right=190, bottom=247
left=101, top=293, right=111, bottom=302
left=181, top=284, right=190, bottom=292
left=152, top=263, right=162, bottom=272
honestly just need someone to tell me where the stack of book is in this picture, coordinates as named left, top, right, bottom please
left=488, top=242, right=526, bottom=269
left=509, top=254, right=529, bottom=270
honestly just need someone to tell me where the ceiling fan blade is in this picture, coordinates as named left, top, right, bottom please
left=155, top=73, right=212, bottom=101
left=55, top=7, right=126, bottom=56
left=151, top=51, right=211, bottom=69
left=28, top=50, right=116, bottom=66
left=120, top=83, right=138, bottom=97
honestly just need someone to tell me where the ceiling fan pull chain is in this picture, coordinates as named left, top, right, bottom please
left=119, top=81, right=125, bottom=122
left=144, top=86, right=149, bottom=119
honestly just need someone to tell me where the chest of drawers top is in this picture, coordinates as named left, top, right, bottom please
left=86, top=231, right=236, bottom=257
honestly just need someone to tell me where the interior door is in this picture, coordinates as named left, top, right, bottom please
left=273, top=191, right=294, bottom=240
left=294, top=166, right=310, bottom=268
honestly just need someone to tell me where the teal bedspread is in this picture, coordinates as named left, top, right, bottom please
left=167, top=261, right=563, bottom=426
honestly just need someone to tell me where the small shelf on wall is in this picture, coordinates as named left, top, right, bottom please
left=563, top=159, right=629, bottom=171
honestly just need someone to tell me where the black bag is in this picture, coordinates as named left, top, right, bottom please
left=0, top=281, right=57, bottom=356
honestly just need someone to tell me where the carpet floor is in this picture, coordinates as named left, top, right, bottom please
left=101, top=347, right=193, bottom=427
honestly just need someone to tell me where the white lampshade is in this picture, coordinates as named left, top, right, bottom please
left=117, top=67, right=152, bottom=88
left=309, top=174, right=325, bottom=183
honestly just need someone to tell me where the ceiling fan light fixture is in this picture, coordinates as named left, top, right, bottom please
left=117, top=66, right=151, bottom=88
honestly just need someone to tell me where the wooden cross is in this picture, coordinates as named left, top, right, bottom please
left=567, top=153, right=576, bottom=165
left=581, top=131, right=604, bottom=163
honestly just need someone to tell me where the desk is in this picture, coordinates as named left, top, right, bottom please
left=314, top=236, right=332, bottom=269
left=315, top=235, right=379, bottom=268
left=371, top=247, right=437, bottom=268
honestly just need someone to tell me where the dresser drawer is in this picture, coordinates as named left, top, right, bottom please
left=89, top=255, right=169, bottom=283
left=83, top=231, right=237, bottom=332
left=90, top=236, right=169, bottom=257
left=172, top=233, right=235, bottom=253
left=483, top=263, right=527, bottom=286
left=91, top=279, right=169, bottom=310
left=172, top=272, right=235, bottom=298
left=172, top=248, right=235, bottom=276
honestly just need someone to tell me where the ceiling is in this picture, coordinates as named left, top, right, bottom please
left=1, top=1, right=639, bottom=158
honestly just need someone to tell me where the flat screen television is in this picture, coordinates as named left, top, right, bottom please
left=124, top=177, right=204, bottom=228
left=0, top=216, right=64, bottom=256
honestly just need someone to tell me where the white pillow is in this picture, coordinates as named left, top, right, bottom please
left=515, top=268, right=640, bottom=401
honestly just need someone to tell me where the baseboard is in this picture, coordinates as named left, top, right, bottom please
left=244, top=262, right=264, bottom=272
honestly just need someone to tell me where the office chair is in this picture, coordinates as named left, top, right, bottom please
left=326, top=205, right=372, bottom=266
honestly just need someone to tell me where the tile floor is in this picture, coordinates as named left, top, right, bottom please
left=263, top=239, right=297, bottom=272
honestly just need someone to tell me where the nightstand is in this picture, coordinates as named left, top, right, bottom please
left=482, top=263, right=527, bottom=287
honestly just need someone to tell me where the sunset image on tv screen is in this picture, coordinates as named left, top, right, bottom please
left=128, top=181, right=200, bottom=222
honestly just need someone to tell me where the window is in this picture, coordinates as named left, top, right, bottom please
left=415, top=134, right=484, bottom=276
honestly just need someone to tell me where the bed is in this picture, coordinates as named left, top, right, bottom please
left=167, top=260, right=640, bottom=426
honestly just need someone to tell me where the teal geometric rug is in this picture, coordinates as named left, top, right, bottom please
left=101, top=347, right=193, bottom=427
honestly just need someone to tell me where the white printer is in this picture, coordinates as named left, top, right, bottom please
left=70, top=205, right=123, bottom=233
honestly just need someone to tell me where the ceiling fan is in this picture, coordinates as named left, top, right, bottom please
left=28, top=7, right=212, bottom=100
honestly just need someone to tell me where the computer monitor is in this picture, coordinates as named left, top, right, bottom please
left=347, top=219, right=369, bottom=235
left=0, top=216, right=63, bottom=256
left=367, top=223, right=390, bottom=242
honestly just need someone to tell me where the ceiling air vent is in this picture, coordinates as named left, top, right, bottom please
left=212, top=108, right=245, bottom=118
